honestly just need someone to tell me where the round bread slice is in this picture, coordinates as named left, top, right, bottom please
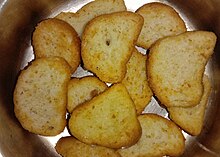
left=32, top=18, right=81, bottom=73
left=56, top=0, right=126, bottom=37
left=81, top=11, right=144, bottom=83
left=118, top=114, right=185, bottom=157
left=55, top=136, right=121, bottom=157
left=147, top=31, right=216, bottom=107
left=69, top=84, right=141, bottom=149
left=14, top=57, right=71, bottom=136
left=136, top=2, right=187, bottom=49
left=168, top=75, right=212, bottom=136
left=67, top=76, right=108, bottom=113
left=122, top=48, right=153, bottom=115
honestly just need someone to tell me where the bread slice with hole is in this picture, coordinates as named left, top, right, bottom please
left=147, top=31, right=216, bottom=107
left=67, top=76, right=108, bottom=113
left=122, top=48, right=153, bottom=114
left=136, top=2, right=187, bottom=49
left=55, top=136, right=121, bottom=157
left=69, top=83, right=141, bottom=149
left=13, top=57, right=71, bottom=136
left=56, top=0, right=126, bottom=37
left=118, top=114, right=185, bottom=157
left=168, top=75, right=211, bottom=136
left=32, top=18, right=81, bottom=73
left=82, top=11, right=144, bottom=83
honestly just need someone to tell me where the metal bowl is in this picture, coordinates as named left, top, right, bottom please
left=0, top=0, right=220, bottom=156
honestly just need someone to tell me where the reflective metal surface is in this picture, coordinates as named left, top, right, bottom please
left=0, top=0, right=220, bottom=156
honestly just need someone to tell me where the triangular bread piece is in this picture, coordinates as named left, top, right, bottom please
left=14, top=57, right=71, bottom=136
left=68, top=84, right=141, bottom=149
left=136, top=2, right=186, bottom=49
left=81, top=11, right=144, bottom=83
left=118, top=114, right=185, bottom=157
left=147, top=31, right=216, bottom=107
left=32, top=18, right=81, bottom=73
left=67, top=76, right=108, bottom=113
left=168, top=75, right=212, bottom=136
left=56, top=0, right=126, bottom=37
left=122, top=48, right=153, bottom=114
left=55, top=136, right=121, bottom=157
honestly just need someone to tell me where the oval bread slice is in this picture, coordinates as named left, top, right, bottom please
left=118, top=114, right=185, bottom=157
left=147, top=31, right=216, bottom=107
left=136, top=2, right=186, bottom=49
left=67, top=76, right=108, bottom=113
left=168, top=75, right=212, bottom=136
left=55, top=136, right=121, bottom=157
left=122, top=48, right=153, bottom=115
left=14, top=57, right=71, bottom=136
left=56, top=0, right=126, bottom=37
left=32, top=18, right=81, bottom=73
left=69, top=83, right=141, bottom=149
left=81, top=11, right=144, bottom=83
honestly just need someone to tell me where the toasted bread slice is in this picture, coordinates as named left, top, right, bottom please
left=122, top=48, right=153, bottom=114
left=168, top=75, right=211, bottom=136
left=147, top=31, right=216, bottom=107
left=67, top=76, right=108, bottom=113
left=69, top=84, right=141, bottom=149
left=55, top=136, right=121, bottom=157
left=118, top=114, right=185, bottom=157
left=14, top=57, right=71, bottom=136
left=32, top=18, right=81, bottom=73
left=82, top=11, right=144, bottom=83
left=136, top=2, right=186, bottom=49
left=56, top=0, right=126, bottom=37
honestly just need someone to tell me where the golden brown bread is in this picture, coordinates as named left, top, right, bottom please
left=68, top=83, right=141, bottom=149
left=118, top=114, right=185, bottom=157
left=32, top=18, right=81, bottom=73
left=56, top=0, right=126, bottom=37
left=81, top=11, right=144, bottom=83
left=55, top=136, right=121, bottom=157
left=136, top=2, right=187, bottom=49
left=122, top=48, right=153, bottom=114
left=14, top=57, right=71, bottom=136
left=147, top=31, right=216, bottom=107
left=168, top=75, right=212, bottom=136
left=67, top=76, right=108, bottom=113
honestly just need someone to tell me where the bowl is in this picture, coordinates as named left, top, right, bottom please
left=0, top=0, right=220, bottom=156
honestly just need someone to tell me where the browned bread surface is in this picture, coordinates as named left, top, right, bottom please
left=82, top=11, right=144, bottom=83
left=69, top=84, right=141, bottom=149
left=67, top=76, right=108, bottom=113
left=147, top=31, right=216, bottom=107
left=168, top=75, right=212, bottom=136
left=32, top=18, right=81, bottom=73
left=136, top=2, right=186, bottom=49
left=55, top=136, right=121, bottom=157
left=118, top=114, right=185, bottom=157
left=14, top=57, right=71, bottom=136
left=122, top=48, right=153, bottom=114
left=56, top=0, right=126, bottom=37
